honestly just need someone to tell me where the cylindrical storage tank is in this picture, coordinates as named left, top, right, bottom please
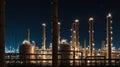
left=60, top=42, right=73, bottom=66
left=19, top=40, right=35, bottom=63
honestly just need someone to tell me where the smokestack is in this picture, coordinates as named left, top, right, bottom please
left=52, top=0, right=58, bottom=67
left=58, top=22, right=60, bottom=44
left=42, top=23, right=46, bottom=50
left=27, top=28, right=30, bottom=41
left=106, top=13, right=112, bottom=65
left=75, top=19, right=80, bottom=49
left=89, top=17, right=94, bottom=57
left=0, top=0, right=6, bottom=67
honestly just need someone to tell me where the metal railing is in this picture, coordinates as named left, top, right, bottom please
left=5, top=53, right=120, bottom=67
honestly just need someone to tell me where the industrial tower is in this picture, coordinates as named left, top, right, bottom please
left=58, top=22, right=61, bottom=44
left=106, top=13, right=112, bottom=64
left=71, top=19, right=80, bottom=50
left=0, top=0, right=6, bottom=67
left=89, top=17, right=94, bottom=57
left=42, top=23, right=46, bottom=50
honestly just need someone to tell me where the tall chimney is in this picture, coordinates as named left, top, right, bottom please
left=75, top=19, right=80, bottom=49
left=0, top=0, right=6, bottom=67
left=52, top=0, right=58, bottom=67
left=42, top=23, right=46, bottom=50
left=106, top=13, right=112, bottom=65
left=89, top=17, right=94, bottom=57
left=58, top=22, right=60, bottom=44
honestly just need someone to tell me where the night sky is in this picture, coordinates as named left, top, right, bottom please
left=6, top=0, right=120, bottom=50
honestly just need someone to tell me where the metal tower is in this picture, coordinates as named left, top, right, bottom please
left=75, top=19, right=80, bottom=49
left=0, top=0, right=6, bottom=67
left=71, top=19, right=80, bottom=50
left=106, top=13, right=112, bottom=65
left=89, top=17, right=94, bottom=57
left=42, top=23, right=46, bottom=50
left=58, top=22, right=60, bottom=44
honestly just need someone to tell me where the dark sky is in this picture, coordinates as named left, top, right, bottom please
left=6, top=0, right=120, bottom=49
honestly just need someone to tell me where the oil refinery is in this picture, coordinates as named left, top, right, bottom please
left=1, top=0, right=120, bottom=67
left=4, top=13, right=120, bottom=67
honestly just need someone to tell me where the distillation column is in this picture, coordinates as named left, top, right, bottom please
left=42, top=23, right=46, bottom=50
left=106, top=13, right=112, bottom=65
left=75, top=19, right=80, bottom=49
left=71, top=19, right=80, bottom=50
left=0, top=0, right=6, bottom=67
left=89, top=17, right=94, bottom=57
left=58, top=22, right=60, bottom=44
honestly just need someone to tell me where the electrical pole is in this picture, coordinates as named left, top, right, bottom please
left=0, top=0, right=6, bottom=67
left=52, top=0, right=58, bottom=67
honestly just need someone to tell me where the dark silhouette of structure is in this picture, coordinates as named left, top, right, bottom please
left=0, top=0, right=6, bottom=67
left=106, top=13, right=112, bottom=65
left=52, top=0, right=58, bottom=67
left=89, top=17, right=94, bottom=57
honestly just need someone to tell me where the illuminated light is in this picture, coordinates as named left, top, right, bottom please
left=89, top=17, right=94, bottom=21
left=110, top=20, right=112, bottom=23
left=87, top=60, right=90, bottom=63
left=92, top=30, right=94, bottom=33
left=22, top=40, right=30, bottom=44
left=79, top=53, right=81, bottom=55
left=42, top=23, right=46, bottom=26
left=111, top=37, right=113, bottom=40
left=111, top=31, right=113, bottom=34
left=93, top=48, right=95, bottom=50
left=111, top=27, right=112, bottom=29
left=112, top=47, right=115, bottom=50
left=73, top=31, right=76, bottom=33
left=58, top=22, right=60, bottom=25
left=75, top=19, right=79, bottom=22
left=89, top=30, right=90, bottom=33
left=32, top=40, right=36, bottom=45
left=70, top=29, right=72, bottom=31
left=86, top=47, right=88, bottom=50
left=97, top=53, right=100, bottom=56
left=93, top=43, right=95, bottom=46
left=107, top=13, right=112, bottom=17
left=111, top=43, right=113, bottom=46
left=61, top=39, right=67, bottom=44
left=75, top=56, right=78, bottom=59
